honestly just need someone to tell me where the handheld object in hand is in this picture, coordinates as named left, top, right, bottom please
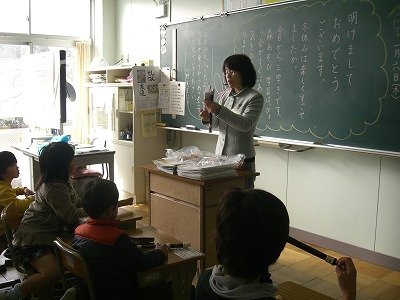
left=204, top=86, right=214, bottom=133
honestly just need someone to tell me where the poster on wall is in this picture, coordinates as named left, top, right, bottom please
left=141, top=110, right=157, bottom=137
left=132, top=66, right=161, bottom=111
left=160, top=81, right=185, bottom=116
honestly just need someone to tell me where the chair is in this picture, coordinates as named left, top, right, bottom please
left=91, top=138, right=109, bottom=179
left=0, top=203, right=29, bottom=275
left=1, top=204, right=74, bottom=299
left=53, top=237, right=96, bottom=300
left=74, top=138, right=108, bottom=179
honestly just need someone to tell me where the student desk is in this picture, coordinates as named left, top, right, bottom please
left=141, top=164, right=259, bottom=269
left=277, top=281, right=334, bottom=300
left=12, top=145, right=115, bottom=187
left=126, top=224, right=204, bottom=300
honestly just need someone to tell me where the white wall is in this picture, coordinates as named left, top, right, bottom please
left=93, top=0, right=116, bottom=65
left=115, top=0, right=172, bottom=66
left=113, top=0, right=400, bottom=261
left=182, top=132, right=400, bottom=260
left=375, top=157, right=400, bottom=258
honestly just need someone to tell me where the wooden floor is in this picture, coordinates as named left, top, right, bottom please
left=128, top=203, right=400, bottom=300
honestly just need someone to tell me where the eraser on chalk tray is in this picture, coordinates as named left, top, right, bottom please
left=157, top=122, right=167, bottom=127
left=185, top=125, right=198, bottom=130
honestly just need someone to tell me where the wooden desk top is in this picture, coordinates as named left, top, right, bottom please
left=141, top=164, right=259, bottom=185
left=277, top=281, right=334, bottom=300
left=13, top=145, right=115, bottom=160
left=128, top=224, right=204, bottom=269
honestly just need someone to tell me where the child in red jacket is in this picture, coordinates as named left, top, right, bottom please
left=73, top=177, right=168, bottom=299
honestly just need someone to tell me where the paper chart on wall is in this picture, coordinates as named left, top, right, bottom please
left=141, top=111, right=157, bottom=137
left=133, top=66, right=160, bottom=111
left=158, top=83, right=170, bottom=109
left=160, top=67, right=170, bottom=83
left=163, top=81, right=185, bottom=116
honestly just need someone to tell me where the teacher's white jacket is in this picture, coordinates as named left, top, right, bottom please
left=213, top=87, right=264, bottom=158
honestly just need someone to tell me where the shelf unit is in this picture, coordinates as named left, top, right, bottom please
left=86, top=66, right=166, bottom=202
left=87, top=66, right=133, bottom=143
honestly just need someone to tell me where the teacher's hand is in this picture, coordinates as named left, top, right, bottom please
left=203, top=100, right=221, bottom=114
left=199, top=109, right=210, bottom=122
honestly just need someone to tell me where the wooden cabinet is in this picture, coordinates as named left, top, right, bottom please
left=142, top=164, right=259, bottom=268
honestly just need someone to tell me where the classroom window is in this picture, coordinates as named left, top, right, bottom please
left=31, top=0, right=90, bottom=37
left=0, top=0, right=91, bottom=189
left=0, top=44, right=30, bottom=129
left=0, top=0, right=29, bottom=34
left=0, top=0, right=90, bottom=38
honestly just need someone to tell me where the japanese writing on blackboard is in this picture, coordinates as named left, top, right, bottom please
left=236, top=8, right=364, bottom=122
left=391, top=8, right=400, bottom=100
left=185, top=30, right=212, bottom=118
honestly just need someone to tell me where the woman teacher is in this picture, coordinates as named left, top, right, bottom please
left=200, top=54, right=264, bottom=189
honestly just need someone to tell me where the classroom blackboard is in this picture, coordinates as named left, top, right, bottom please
left=160, top=0, right=400, bottom=154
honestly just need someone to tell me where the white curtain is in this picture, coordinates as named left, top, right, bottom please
left=72, top=40, right=91, bottom=143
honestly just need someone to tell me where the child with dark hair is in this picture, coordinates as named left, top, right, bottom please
left=0, top=151, right=34, bottom=227
left=73, top=177, right=168, bottom=299
left=195, top=188, right=357, bottom=300
left=0, top=142, right=86, bottom=300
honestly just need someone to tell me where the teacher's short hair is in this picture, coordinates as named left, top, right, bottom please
left=222, top=54, right=257, bottom=88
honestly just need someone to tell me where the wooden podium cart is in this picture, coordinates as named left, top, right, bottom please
left=141, top=164, right=259, bottom=268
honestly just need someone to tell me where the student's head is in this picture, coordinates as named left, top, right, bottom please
left=38, top=142, right=75, bottom=186
left=0, top=151, right=18, bottom=181
left=222, top=54, right=257, bottom=88
left=215, top=188, right=289, bottom=280
left=82, top=177, right=119, bottom=219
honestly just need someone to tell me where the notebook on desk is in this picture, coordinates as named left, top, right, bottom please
left=75, top=144, right=95, bottom=149
left=75, top=147, right=108, bottom=154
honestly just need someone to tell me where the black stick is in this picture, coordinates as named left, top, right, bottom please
left=287, top=236, right=337, bottom=266
left=205, top=86, right=214, bottom=133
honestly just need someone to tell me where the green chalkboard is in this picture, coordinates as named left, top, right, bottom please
left=160, top=0, right=400, bottom=154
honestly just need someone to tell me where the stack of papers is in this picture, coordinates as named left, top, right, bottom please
left=153, top=146, right=245, bottom=180
left=152, top=157, right=186, bottom=175
left=88, top=73, right=106, bottom=84
left=177, top=163, right=237, bottom=180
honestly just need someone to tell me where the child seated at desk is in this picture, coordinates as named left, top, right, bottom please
left=72, top=177, right=168, bottom=299
left=0, top=151, right=35, bottom=236
left=0, top=143, right=86, bottom=300
left=195, top=188, right=357, bottom=300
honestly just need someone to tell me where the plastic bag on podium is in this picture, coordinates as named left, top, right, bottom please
left=153, top=146, right=245, bottom=179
